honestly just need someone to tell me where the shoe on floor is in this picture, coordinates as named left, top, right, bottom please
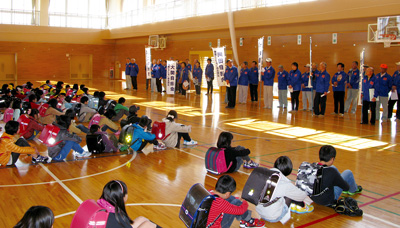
left=331, top=112, right=338, bottom=115
left=239, top=218, right=265, bottom=228
left=338, top=113, right=344, bottom=117
left=183, top=140, right=198, bottom=146
left=290, top=204, right=314, bottom=214
left=154, top=143, right=167, bottom=150
left=32, top=155, right=49, bottom=164
left=243, top=160, right=259, bottom=169
left=73, top=151, right=92, bottom=158
left=342, top=185, right=363, bottom=195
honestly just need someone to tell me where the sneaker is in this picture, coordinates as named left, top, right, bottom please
left=183, top=140, right=198, bottom=146
left=290, top=204, right=314, bottom=214
left=338, top=113, right=344, bottom=117
left=32, top=155, right=49, bottom=164
left=342, top=185, right=363, bottom=195
left=243, top=160, right=259, bottom=169
left=331, top=112, right=338, bottom=115
left=74, top=151, right=92, bottom=158
left=239, top=218, right=265, bottom=228
left=154, top=143, right=167, bottom=150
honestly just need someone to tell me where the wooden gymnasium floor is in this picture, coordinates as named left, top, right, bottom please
left=1, top=79, right=399, bottom=228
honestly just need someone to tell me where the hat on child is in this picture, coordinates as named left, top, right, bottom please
left=304, top=64, right=311, bottom=67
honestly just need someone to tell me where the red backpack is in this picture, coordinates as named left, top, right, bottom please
left=38, top=124, right=61, bottom=147
left=151, top=121, right=170, bottom=140
left=70, top=199, right=109, bottom=228
left=17, top=114, right=31, bottom=136
left=3, top=108, right=14, bottom=123
left=38, top=103, right=49, bottom=117
left=205, top=147, right=232, bottom=175
left=88, top=114, right=102, bottom=129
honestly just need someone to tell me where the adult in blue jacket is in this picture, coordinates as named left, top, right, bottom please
left=331, top=63, right=347, bottom=116
left=361, top=67, right=378, bottom=125
left=205, top=58, right=214, bottom=95
left=375, top=64, right=393, bottom=122
left=155, top=60, right=163, bottom=93
left=344, top=61, right=360, bottom=114
left=314, top=62, right=331, bottom=116
left=178, top=62, right=189, bottom=96
left=193, top=61, right=203, bottom=95
left=301, top=64, right=313, bottom=111
left=224, top=59, right=238, bottom=108
left=277, top=65, right=289, bottom=108
left=249, top=61, right=259, bottom=102
left=124, top=58, right=131, bottom=90
left=262, top=58, right=275, bottom=109
left=388, top=62, right=400, bottom=120
left=130, top=117, right=165, bottom=152
left=288, top=62, right=302, bottom=112
left=129, top=58, right=139, bottom=90
left=238, top=61, right=250, bottom=104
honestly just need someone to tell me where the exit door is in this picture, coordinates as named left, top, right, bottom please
left=0, top=53, right=17, bottom=81
left=70, top=55, right=92, bottom=79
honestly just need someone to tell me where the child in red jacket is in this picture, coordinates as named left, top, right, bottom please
left=207, top=175, right=265, bottom=228
left=22, top=109, right=44, bottom=140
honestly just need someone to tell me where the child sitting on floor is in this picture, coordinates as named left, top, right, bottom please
left=89, top=124, right=118, bottom=153
left=162, top=110, right=197, bottom=148
left=130, top=116, right=166, bottom=152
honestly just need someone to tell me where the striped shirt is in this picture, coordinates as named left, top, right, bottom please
left=206, top=196, right=249, bottom=228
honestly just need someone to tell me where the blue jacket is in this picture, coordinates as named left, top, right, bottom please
left=178, top=67, right=189, bottom=83
left=205, top=63, right=214, bottom=79
left=130, top=63, right=139, bottom=76
left=193, top=66, right=203, bottom=83
left=278, top=70, right=289, bottom=90
left=125, top=63, right=131, bottom=75
left=301, top=72, right=312, bottom=91
left=362, top=75, right=377, bottom=101
left=224, top=66, right=239, bottom=86
left=151, top=64, right=156, bottom=78
left=249, top=67, right=259, bottom=84
left=331, top=71, right=347, bottom=92
left=375, top=73, right=392, bottom=97
left=289, top=69, right=302, bottom=91
left=154, top=64, right=162, bottom=79
left=393, top=70, right=400, bottom=89
left=347, top=69, right=360, bottom=89
left=238, top=68, right=250, bottom=86
left=262, top=66, right=275, bottom=86
left=187, top=64, right=192, bottom=72
left=311, top=70, right=319, bottom=89
left=161, top=65, right=167, bottom=79
left=315, top=70, right=330, bottom=93
left=130, top=124, right=156, bottom=151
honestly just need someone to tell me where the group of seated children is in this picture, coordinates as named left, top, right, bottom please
left=204, top=144, right=362, bottom=227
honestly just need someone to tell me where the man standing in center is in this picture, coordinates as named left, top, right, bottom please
left=314, top=62, right=331, bottom=117
left=130, top=58, right=139, bottom=90
left=262, top=58, right=275, bottom=109
left=224, top=59, right=238, bottom=109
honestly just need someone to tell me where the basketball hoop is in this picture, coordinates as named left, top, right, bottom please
left=381, top=34, right=396, bottom=48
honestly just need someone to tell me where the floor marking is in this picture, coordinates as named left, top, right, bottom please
left=206, top=174, right=218, bottom=180
left=363, top=213, right=400, bottom=228
left=55, top=211, right=76, bottom=219
left=39, top=163, right=83, bottom=204
left=0, top=152, right=137, bottom=187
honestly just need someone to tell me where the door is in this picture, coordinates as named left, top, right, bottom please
left=70, top=55, right=92, bottom=79
left=0, top=53, right=17, bottom=81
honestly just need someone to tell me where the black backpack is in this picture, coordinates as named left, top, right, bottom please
left=334, top=197, right=363, bottom=217
left=105, top=100, right=116, bottom=111
left=119, top=124, right=136, bottom=146
left=74, top=103, right=82, bottom=117
left=86, top=134, right=105, bottom=154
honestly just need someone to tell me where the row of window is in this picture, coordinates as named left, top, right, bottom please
left=0, top=0, right=316, bottom=29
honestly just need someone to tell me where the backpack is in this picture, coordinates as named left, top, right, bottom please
left=17, top=114, right=31, bottom=136
left=205, top=147, right=232, bottom=175
left=295, top=162, right=326, bottom=196
left=105, top=100, right=116, bottom=111
left=3, top=108, right=14, bottom=123
left=86, top=134, right=105, bottom=154
left=38, top=103, right=49, bottom=117
left=88, top=97, right=99, bottom=109
left=241, top=167, right=281, bottom=205
left=70, top=199, right=109, bottom=228
left=74, top=103, right=82, bottom=117
left=21, top=101, right=31, bottom=114
left=179, top=183, right=218, bottom=228
left=334, top=197, right=363, bottom=217
left=38, top=124, right=61, bottom=147
left=119, top=124, right=136, bottom=146
left=151, top=121, right=170, bottom=140
left=88, top=114, right=102, bottom=129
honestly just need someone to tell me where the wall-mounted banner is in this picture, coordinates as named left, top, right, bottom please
left=145, top=47, right=152, bottom=79
left=212, top=46, right=227, bottom=86
left=166, top=60, right=177, bottom=95
left=258, top=37, right=264, bottom=81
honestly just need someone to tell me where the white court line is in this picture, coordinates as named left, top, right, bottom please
left=39, top=163, right=83, bottom=204
left=363, top=213, right=400, bottom=228
left=0, top=152, right=137, bottom=187
left=206, top=174, right=218, bottom=180
left=55, top=211, right=76, bottom=219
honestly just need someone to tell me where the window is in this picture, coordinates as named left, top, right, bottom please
left=0, top=0, right=38, bottom=25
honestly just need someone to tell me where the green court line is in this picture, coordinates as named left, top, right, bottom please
left=369, top=205, right=400, bottom=217
left=363, top=189, right=385, bottom=197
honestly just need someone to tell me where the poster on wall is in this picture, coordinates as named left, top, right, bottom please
left=258, top=37, right=264, bottom=81
left=212, top=46, right=227, bottom=86
left=358, top=48, right=365, bottom=106
left=166, top=60, right=177, bottom=95
left=145, top=47, right=152, bottom=79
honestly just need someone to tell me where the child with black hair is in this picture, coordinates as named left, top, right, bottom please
left=39, top=98, right=64, bottom=125
left=112, top=97, right=130, bottom=122
left=97, top=180, right=159, bottom=228
left=22, top=109, right=44, bottom=140
left=216, top=132, right=258, bottom=172
left=49, top=115, right=91, bottom=161
left=28, top=94, right=40, bottom=110
left=0, top=121, right=48, bottom=166
left=64, top=95, right=73, bottom=109
left=98, top=91, right=108, bottom=109
left=120, top=105, right=153, bottom=130
left=45, top=80, right=52, bottom=88
left=78, top=96, right=97, bottom=122
left=301, top=145, right=362, bottom=206
left=255, top=156, right=313, bottom=224
left=100, top=109, right=119, bottom=133
left=162, top=110, right=197, bottom=148
left=130, top=116, right=166, bottom=152
left=14, top=206, right=54, bottom=228
left=89, top=124, right=118, bottom=153
left=65, top=109, right=89, bottom=134
left=12, top=98, right=23, bottom=121
left=207, top=175, right=265, bottom=228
